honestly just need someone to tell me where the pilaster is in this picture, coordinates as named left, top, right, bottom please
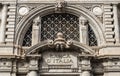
left=32, top=16, right=40, bottom=45
left=0, top=4, right=8, bottom=43
left=79, top=16, right=88, bottom=45
left=113, top=4, right=119, bottom=44
left=81, top=58, right=91, bottom=76
left=27, top=56, right=40, bottom=76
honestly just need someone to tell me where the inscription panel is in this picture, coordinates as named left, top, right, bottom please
left=42, top=52, right=78, bottom=68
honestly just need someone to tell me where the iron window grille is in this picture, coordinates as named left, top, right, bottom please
left=22, top=13, right=97, bottom=46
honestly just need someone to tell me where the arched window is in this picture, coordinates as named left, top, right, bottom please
left=22, top=13, right=97, bottom=47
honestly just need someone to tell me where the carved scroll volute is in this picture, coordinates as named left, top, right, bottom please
left=55, top=0, right=67, bottom=13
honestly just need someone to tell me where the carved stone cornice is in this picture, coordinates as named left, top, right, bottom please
left=17, top=0, right=120, bottom=4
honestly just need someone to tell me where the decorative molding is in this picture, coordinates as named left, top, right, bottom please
left=25, top=39, right=95, bottom=55
left=55, top=0, right=66, bottom=13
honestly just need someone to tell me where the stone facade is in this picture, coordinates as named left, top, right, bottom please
left=0, top=0, right=120, bottom=76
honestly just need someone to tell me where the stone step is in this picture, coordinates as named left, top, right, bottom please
left=105, top=25, right=114, bottom=28
left=104, top=5, right=113, bottom=9
left=8, top=15, right=15, bottom=19
left=104, top=15, right=112, bottom=18
left=104, top=9, right=112, bottom=12
left=9, top=9, right=16, bottom=12
left=105, top=28, right=113, bottom=32
left=8, top=6, right=16, bottom=9
left=104, top=18, right=114, bottom=22
left=106, top=38, right=115, bottom=42
left=6, top=24, right=15, bottom=28
left=8, top=22, right=15, bottom=25
left=7, top=28, right=14, bottom=32
left=105, top=31, right=115, bottom=35
left=7, top=18, right=15, bottom=22
left=7, top=35, right=14, bottom=39
left=105, top=35, right=113, bottom=39
left=5, top=38, right=13, bottom=42
left=104, top=12, right=113, bottom=15
left=6, top=31, right=14, bottom=35
left=7, top=12, right=15, bottom=15
left=104, top=22, right=113, bottom=25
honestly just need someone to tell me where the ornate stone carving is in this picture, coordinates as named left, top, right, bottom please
left=55, top=0, right=66, bottom=13
left=48, top=32, right=73, bottom=51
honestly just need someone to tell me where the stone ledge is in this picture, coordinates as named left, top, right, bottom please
left=17, top=0, right=120, bottom=4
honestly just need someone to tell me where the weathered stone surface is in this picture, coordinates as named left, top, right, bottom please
left=0, top=0, right=120, bottom=76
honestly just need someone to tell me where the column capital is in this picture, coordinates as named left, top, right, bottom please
left=28, top=58, right=39, bottom=71
left=81, top=58, right=91, bottom=71
left=79, top=16, right=88, bottom=25
left=33, top=16, right=40, bottom=26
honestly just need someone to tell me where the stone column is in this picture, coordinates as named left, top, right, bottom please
left=81, top=58, right=91, bottom=76
left=0, top=4, right=8, bottom=43
left=79, top=16, right=88, bottom=45
left=113, top=4, right=119, bottom=44
left=32, top=16, right=40, bottom=45
left=27, top=58, right=39, bottom=76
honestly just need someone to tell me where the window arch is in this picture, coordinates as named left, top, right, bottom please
left=22, top=13, right=97, bottom=47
